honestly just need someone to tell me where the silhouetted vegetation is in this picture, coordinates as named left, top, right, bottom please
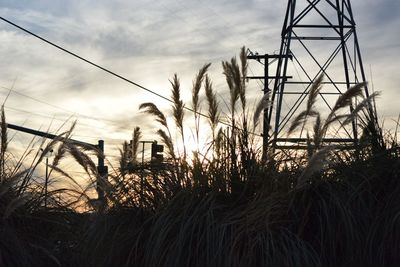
left=1, top=48, right=399, bottom=266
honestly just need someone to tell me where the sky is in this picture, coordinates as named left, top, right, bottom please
left=0, top=0, right=399, bottom=166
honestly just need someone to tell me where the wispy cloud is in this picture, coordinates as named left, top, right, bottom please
left=0, top=0, right=398, bottom=161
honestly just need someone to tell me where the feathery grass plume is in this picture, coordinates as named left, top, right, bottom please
left=239, top=46, right=247, bottom=109
left=119, top=141, right=130, bottom=174
left=66, top=143, right=97, bottom=177
left=253, top=91, right=270, bottom=130
left=139, top=103, right=168, bottom=129
left=353, top=94, right=385, bottom=153
left=324, top=82, right=366, bottom=127
left=192, top=63, right=211, bottom=143
left=49, top=164, right=84, bottom=191
left=139, top=102, right=175, bottom=157
left=222, top=55, right=243, bottom=190
left=131, top=127, right=142, bottom=163
left=306, top=74, right=324, bottom=112
left=43, top=135, right=76, bottom=169
left=288, top=110, right=319, bottom=135
left=288, top=75, right=323, bottom=135
left=222, top=61, right=234, bottom=102
left=156, top=129, right=175, bottom=160
left=318, top=83, right=368, bottom=141
left=333, top=82, right=366, bottom=112
left=233, top=58, right=242, bottom=110
left=170, top=74, right=185, bottom=131
left=204, top=75, right=220, bottom=137
left=0, top=106, right=7, bottom=182
left=312, top=114, right=322, bottom=150
left=51, top=140, right=67, bottom=170
left=18, top=122, right=77, bottom=196
left=170, top=73, right=186, bottom=159
left=51, top=121, right=77, bottom=169
left=296, top=146, right=333, bottom=188
left=192, top=63, right=211, bottom=114
left=222, top=58, right=240, bottom=115
left=215, top=128, right=224, bottom=159
left=342, top=92, right=381, bottom=126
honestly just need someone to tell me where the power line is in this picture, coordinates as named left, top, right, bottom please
left=0, top=16, right=262, bottom=136
left=0, top=85, right=125, bottom=125
left=0, top=86, right=146, bottom=134
left=0, top=17, right=195, bottom=114
left=0, top=87, right=95, bottom=122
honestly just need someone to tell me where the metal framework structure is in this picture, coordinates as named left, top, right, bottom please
left=248, top=0, right=374, bottom=152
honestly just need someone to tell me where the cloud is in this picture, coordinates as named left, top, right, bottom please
left=0, top=0, right=399, bottom=164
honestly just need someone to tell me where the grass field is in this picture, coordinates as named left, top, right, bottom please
left=1, top=48, right=399, bottom=267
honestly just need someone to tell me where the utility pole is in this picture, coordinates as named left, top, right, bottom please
left=247, top=52, right=292, bottom=159
left=140, top=141, right=146, bottom=211
left=138, top=140, right=163, bottom=210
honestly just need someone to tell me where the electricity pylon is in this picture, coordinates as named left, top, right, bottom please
left=249, top=0, right=376, bottom=153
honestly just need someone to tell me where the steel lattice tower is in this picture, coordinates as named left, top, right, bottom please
left=249, top=0, right=375, bottom=152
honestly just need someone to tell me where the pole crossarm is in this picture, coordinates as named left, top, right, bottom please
left=7, top=123, right=98, bottom=150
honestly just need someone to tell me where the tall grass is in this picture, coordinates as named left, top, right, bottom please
left=102, top=48, right=398, bottom=267
left=1, top=48, right=399, bottom=266
left=0, top=105, right=105, bottom=266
